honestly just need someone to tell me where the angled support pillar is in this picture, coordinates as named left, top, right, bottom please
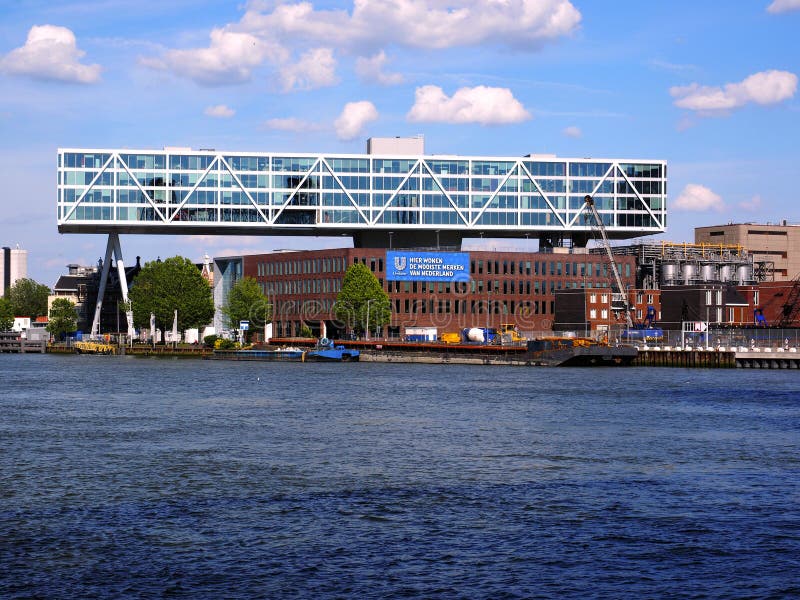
left=111, top=234, right=135, bottom=338
left=90, top=233, right=134, bottom=338
left=90, top=235, right=115, bottom=337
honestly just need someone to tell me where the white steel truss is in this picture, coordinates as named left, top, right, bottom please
left=58, top=149, right=666, bottom=238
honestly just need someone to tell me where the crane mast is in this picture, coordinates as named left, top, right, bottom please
left=583, top=195, right=634, bottom=328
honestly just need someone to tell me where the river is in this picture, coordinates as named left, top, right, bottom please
left=1, top=354, right=798, bottom=598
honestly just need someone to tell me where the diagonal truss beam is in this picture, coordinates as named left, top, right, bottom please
left=518, top=162, right=568, bottom=228
left=371, top=160, right=422, bottom=224
left=62, top=154, right=115, bottom=222
left=165, top=156, right=220, bottom=221
left=420, top=160, right=469, bottom=225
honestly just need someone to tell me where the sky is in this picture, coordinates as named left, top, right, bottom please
left=1, top=0, right=798, bottom=287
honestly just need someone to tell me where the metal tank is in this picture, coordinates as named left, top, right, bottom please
left=737, top=264, right=752, bottom=284
left=719, top=264, right=733, bottom=283
left=661, top=262, right=678, bottom=285
left=682, top=262, right=696, bottom=284
left=700, top=263, right=716, bottom=282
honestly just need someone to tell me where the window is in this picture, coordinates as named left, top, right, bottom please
left=601, top=310, right=608, bottom=319
left=589, top=294, right=597, bottom=303
left=590, top=309, right=597, bottom=319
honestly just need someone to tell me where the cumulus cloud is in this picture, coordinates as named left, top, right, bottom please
left=767, top=0, right=800, bottom=13
left=279, top=47, right=338, bottom=92
left=140, top=28, right=287, bottom=86
left=407, top=85, right=531, bottom=125
left=355, top=51, right=404, bottom=85
left=141, top=1, right=580, bottom=87
left=563, top=125, right=582, bottom=138
left=674, top=184, right=725, bottom=211
left=670, top=69, right=797, bottom=114
left=0, top=25, right=102, bottom=84
left=334, top=101, right=379, bottom=140
left=204, top=104, right=235, bottom=118
left=241, top=0, right=581, bottom=51
left=264, top=117, right=321, bottom=132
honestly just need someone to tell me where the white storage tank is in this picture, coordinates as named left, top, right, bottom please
left=719, top=264, right=733, bottom=282
left=737, top=264, right=752, bottom=284
left=661, top=262, right=678, bottom=285
left=682, top=263, right=696, bottom=284
left=700, top=263, right=716, bottom=282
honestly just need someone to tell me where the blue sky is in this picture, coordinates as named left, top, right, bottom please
left=1, top=0, right=798, bottom=286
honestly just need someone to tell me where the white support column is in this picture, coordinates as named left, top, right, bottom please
left=111, top=233, right=135, bottom=338
left=91, top=235, right=115, bottom=337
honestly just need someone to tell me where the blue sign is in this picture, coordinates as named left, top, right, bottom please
left=387, top=251, right=470, bottom=282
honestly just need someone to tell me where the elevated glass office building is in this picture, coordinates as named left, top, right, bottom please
left=57, top=138, right=666, bottom=248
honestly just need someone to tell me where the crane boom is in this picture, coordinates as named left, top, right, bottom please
left=583, top=195, right=633, bottom=328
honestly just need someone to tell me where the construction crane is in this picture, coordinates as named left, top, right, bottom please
left=583, top=195, right=634, bottom=328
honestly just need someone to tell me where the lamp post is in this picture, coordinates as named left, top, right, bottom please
left=365, top=299, right=373, bottom=341
left=264, top=295, right=269, bottom=344
left=486, top=287, right=491, bottom=344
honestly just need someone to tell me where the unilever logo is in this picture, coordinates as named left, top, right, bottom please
left=394, top=255, right=407, bottom=272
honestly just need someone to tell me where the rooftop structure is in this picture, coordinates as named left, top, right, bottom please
left=57, top=139, right=667, bottom=249
left=695, top=222, right=800, bottom=281
left=605, top=241, right=763, bottom=289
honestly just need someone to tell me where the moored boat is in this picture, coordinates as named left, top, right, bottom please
left=210, top=347, right=304, bottom=361
left=304, top=338, right=360, bottom=362
left=526, top=337, right=637, bottom=366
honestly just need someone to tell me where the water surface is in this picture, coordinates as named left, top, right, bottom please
left=1, top=355, right=798, bottom=598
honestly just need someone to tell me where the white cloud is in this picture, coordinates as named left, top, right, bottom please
left=0, top=25, right=102, bottom=84
left=140, top=28, right=287, bottom=86
left=674, top=184, right=725, bottom=211
left=563, top=125, right=582, bottom=138
left=355, top=51, right=404, bottom=85
left=407, top=85, right=531, bottom=125
left=334, top=101, right=379, bottom=140
left=670, top=69, right=798, bottom=113
left=739, top=195, right=763, bottom=211
left=279, top=48, right=338, bottom=92
left=264, top=117, right=320, bottom=132
left=141, top=1, right=580, bottom=87
left=204, top=104, right=235, bottom=118
left=241, top=0, right=581, bottom=51
left=767, top=0, right=800, bottom=13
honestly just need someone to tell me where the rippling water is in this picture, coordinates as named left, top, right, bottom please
left=1, top=354, right=799, bottom=598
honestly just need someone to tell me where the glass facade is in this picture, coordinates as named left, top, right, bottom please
left=58, top=148, right=666, bottom=238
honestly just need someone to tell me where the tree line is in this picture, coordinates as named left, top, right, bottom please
left=2, top=257, right=391, bottom=342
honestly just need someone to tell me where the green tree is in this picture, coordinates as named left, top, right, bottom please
left=128, top=256, right=214, bottom=338
left=47, top=297, right=78, bottom=339
left=334, top=263, right=391, bottom=337
left=221, top=276, right=270, bottom=342
left=0, top=297, right=14, bottom=331
left=8, top=278, right=50, bottom=319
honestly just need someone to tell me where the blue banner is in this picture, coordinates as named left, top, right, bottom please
left=386, top=251, right=470, bottom=282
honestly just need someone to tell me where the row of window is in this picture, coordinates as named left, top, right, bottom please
left=60, top=153, right=663, bottom=179
left=256, top=256, right=348, bottom=277
left=254, top=254, right=633, bottom=279
left=61, top=188, right=663, bottom=216
left=60, top=171, right=665, bottom=195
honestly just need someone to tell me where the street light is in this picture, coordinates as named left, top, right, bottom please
left=365, top=299, right=373, bottom=341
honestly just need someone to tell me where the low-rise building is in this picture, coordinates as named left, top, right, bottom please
left=695, top=222, right=800, bottom=281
